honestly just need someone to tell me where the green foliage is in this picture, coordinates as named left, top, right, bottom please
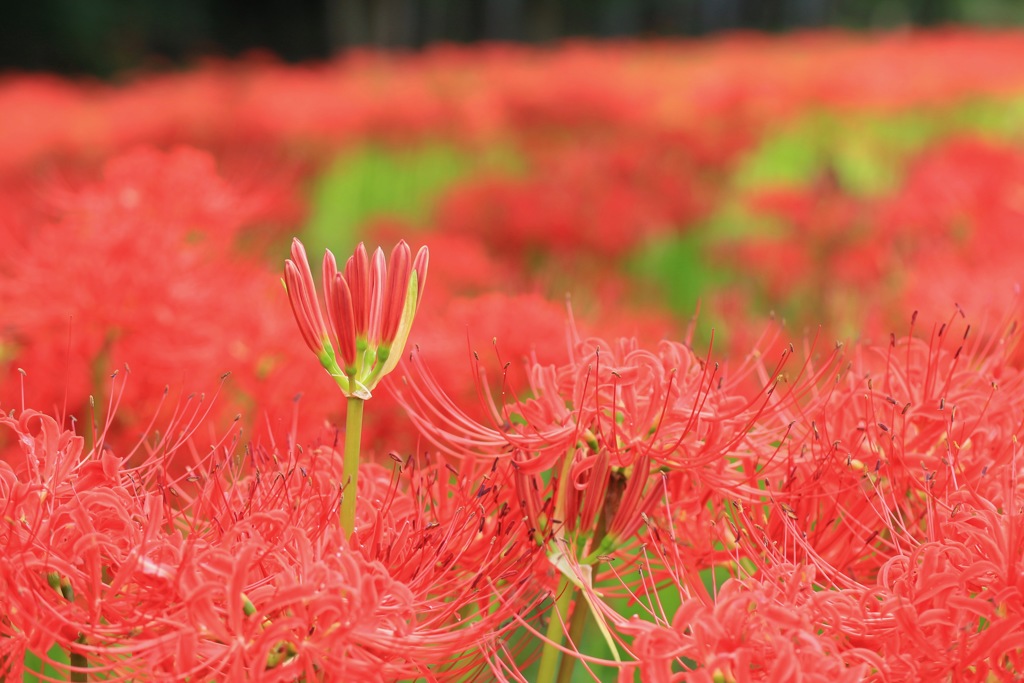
left=949, top=94, right=1024, bottom=139
left=738, top=110, right=929, bottom=195
left=626, top=230, right=730, bottom=317
left=624, top=222, right=744, bottom=347
left=302, top=142, right=520, bottom=257
left=737, top=96, right=1024, bottom=196
left=539, top=565, right=733, bottom=682
left=23, top=643, right=69, bottom=682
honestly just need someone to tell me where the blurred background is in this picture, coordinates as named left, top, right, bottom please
left=5, top=0, right=1024, bottom=457
left=5, top=0, right=1024, bottom=77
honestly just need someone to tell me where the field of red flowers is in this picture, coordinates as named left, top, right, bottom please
left=4, top=29, right=1024, bottom=682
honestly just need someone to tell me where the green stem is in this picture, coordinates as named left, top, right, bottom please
left=556, top=493, right=610, bottom=683
left=70, top=636, right=87, bottom=682
left=537, top=573, right=574, bottom=682
left=555, top=589, right=589, bottom=683
left=556, top=566, right=605, bottom=682
left=537, top=448, right=579, bottom=679
left=340, top=397, right=365, bottom=538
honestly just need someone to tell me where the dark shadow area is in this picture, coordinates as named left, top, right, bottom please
left=2, top=0, right=1023, bottom=77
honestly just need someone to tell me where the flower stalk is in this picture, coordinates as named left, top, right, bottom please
left=537, top=573, right=575, bottom=682
left=70, top=636, right=88, bottom=683
left=284, top=237, right=427, bottom=538
left=340, top=396, right=365, bottom=538
left=537, top=448, right=584, bottom=679
left=556, top=503, right=610, bottom=683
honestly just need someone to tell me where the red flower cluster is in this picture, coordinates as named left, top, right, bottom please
left=4, top=29, right=1024, bottom=683
left=0, top=147, right=346, bottom=455
left=0, top=396, right=542, bottom=681
left=437, top=136, right=715, bottom=258
left=729, top=136, right=1024, bottom=335
left=594, top=314, right=1024, bottom=681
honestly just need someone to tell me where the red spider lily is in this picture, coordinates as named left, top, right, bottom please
left=0, top=372, right=247, bottom=678
left=394, top=319, right=832, bottom=646
left=1, top=380, right=543, bottom=681
left=864, top=487, right=1024, bottom=679
left=424, top=321, right=810, bottom=455
left=12, top=32, right=1024, bottom=683
left=401, top=327, right=790, bottom=474
left=613, top=565, right=879, bottom=683
left=614, top=474, right=1024, bottom=682
left=284, top=238, right=428, bottom=400
left=732, top=313, right=1024, bottom=584
left=717, top=474, right=1024, bottom=681
left=642, top=317, right=1024, bottom=681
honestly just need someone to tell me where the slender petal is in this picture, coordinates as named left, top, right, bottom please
left=412, top=245, right=429, bottom=303
left=345, top=243, right=370, bottom=338
left=328, top=274, right=357, bottom=371
left=283, top=259, right=328, bottom=356
left=380, top=240, right=411, bottom=345
left=368, top=247, right=387, bottom=346
left=321, top=249, right=340, bottom=342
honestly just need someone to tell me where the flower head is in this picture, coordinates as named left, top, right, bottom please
left=284, top=238, right=428, bottom=399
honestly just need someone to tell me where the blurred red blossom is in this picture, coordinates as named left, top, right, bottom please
left=0, top=146, right=347, bottom=454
